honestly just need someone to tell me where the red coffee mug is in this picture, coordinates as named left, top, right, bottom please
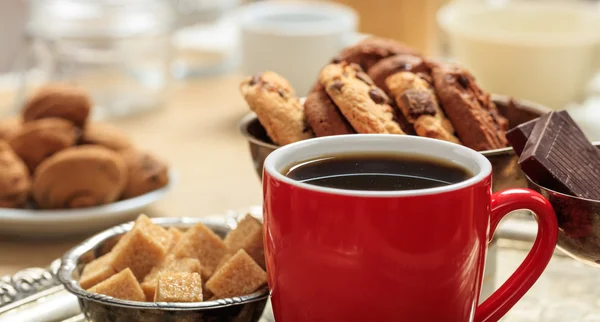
left=263, top=135, right=558, bottom=322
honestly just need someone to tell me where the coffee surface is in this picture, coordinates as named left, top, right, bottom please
left=284, top=153, right=472, bottom=191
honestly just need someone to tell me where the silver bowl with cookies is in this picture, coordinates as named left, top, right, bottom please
left=236, top=36, right=593, bottom=192
left=58, top=215, right=269, bottom=322
left=239, top=95, right=552, bottom=192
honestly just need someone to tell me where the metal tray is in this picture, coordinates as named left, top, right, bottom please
left=1, top=211, right=596, bottom=322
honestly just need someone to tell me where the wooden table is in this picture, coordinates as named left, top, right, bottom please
left=0, top=74, right=263, bottom=276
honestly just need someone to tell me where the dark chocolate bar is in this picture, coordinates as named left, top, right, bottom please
left=519, top=111, right=600, bottom=200
left=507, top=110, right=572, bottom=156
left=506, top=118, right=536, bottom=156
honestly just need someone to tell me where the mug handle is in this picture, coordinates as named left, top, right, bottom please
left=475, top=188, right=558, bottom=322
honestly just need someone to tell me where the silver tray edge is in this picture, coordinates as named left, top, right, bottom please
left=0, top=210, right=539, bottom=320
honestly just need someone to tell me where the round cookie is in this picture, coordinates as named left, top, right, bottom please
left=386, top=71, right=460, bottom=144
left=8, top=118, right=78, bottom=173
left=319, top=62, right=404, bottom=135
left=335, top=37, right=420, bottom=71
left=32, top=146, right=128, bottom=209
left=23, top=84, right=91, bottom=128
left=0, top=141, right=31, bottom=208
left=240, top=71, right=313, bottom=145
left=81, top=122, right=133, bottom=151
left=119, top=149, right=169, bottom=199
left=309, top=81, right=324, bottom=94
left=431, top=63, right=508, bottom=151
left=304, top=89, right=354, bottom=137
left=368, top=54, right=429, bottom=93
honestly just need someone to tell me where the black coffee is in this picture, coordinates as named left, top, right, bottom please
left=284, top=153, right=472, bottom=191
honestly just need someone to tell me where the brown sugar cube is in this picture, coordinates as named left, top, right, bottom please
left=79, top=253, right=116, bottom=289
left=168, top=227, right=183, bottom=251
left=215, top=252, right=233, bottom=272
left=99, top=235, right=121, bottom=255
left=203, top=287, right=214, bottom=301
left=154, top=272, right=203, bottom=302
left=224, top=215, right=265, bottom=268
left=111, top=227, right=168, bottom=281
left=87, top=268, right=145, bottom=302
left=172, top=222, right=227, bottom=279
left=206, top=249, right=267, bottom=299
left=140, top=255, right=202, bottom=301
left=134, top=214, right=172, bottom=249
left=109, top=214, right=172, bottom=280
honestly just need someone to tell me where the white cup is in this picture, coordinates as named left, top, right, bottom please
left=438, top=1, right=600, bottom=109
left=238, top=0, right=358, bottom=96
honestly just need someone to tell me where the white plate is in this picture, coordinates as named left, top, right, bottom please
left=0, top=171, right=176, bottom=238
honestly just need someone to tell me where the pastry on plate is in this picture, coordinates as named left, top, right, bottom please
left=81, top=122, right=133, bottom=151
left=8, top=118, right=78, bottom=172
left=0, top=117, right=22, bottom=140
left=32, top=145, right=127, bottom=209
left=0, top=141, right=31, bottom=208
left=22, top=84, right=91, bottom=128
left=119, top=149, right=169, bottom=199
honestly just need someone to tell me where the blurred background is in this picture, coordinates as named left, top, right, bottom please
left=2, top=0, right=600, bottom=106
left=0, top=0, right=442, bottom=74
left=2, top=0, right=600, bottom=121
left=0, top=0, right=598, bottom=218
left=1, top=2, right=600, bottom=320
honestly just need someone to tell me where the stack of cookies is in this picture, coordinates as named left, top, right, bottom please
left=0, top=84, right=169, bottom=210
left=240, top=37, right=509, bottom=152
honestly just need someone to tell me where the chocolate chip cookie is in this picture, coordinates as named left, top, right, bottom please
left=32, top=146, right=128, bottom=209
left=431, top=63, right=508, bottom=151
left=8, top=118, right=78, bottom=173
left=368, top=55, right=429, bottom=93
left=0, top=141, right=31, bottom=208
left=319, top=62, right=404, bottom=135
left=386, top=72, right=460, bottom=144
left=240, top=71, right=313, bottom=145
left=335, top=37, right=420, bottom=71
left=304, top=89, right=354, bottom=137
left=23, top=84, right=91, bottom=128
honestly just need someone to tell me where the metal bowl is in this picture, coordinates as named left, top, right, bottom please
left=58, top=216, right=269, bottom=322
left=239, top=95, right=549, bottom=192
left=528, top=178, right=600, bottom=267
